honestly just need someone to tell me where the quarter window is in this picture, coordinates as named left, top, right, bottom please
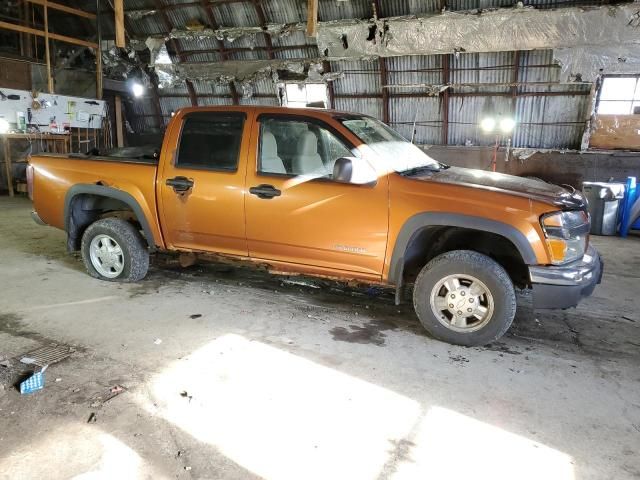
left=176, top=113, right=244, bottom=171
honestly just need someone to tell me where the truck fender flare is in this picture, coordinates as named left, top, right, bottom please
left=64, top=184, right=156, bottom=249
left=388, top=212, right=538, bottom=284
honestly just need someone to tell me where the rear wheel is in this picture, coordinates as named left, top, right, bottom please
left=81, top=218, right=149, bottom=282
left=413, top=250, right=516, bottom=346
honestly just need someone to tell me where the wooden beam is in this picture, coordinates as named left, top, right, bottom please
left=114, top=0, right=125, bottom=48
left=43, top=0, right=54, bottom=93
left=306, top=0, right=318, bottom=37
left=0, top=20, right=98, bottom=49
left=26, top=0, right=96, bottom=20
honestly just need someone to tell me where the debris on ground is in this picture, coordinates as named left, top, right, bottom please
left=89, top=384, right=127, bottom=407
left=190, top=314, right=202, bottom=319
left=154, top=338, right=163, bottom=345
left=621, top=315, right=637, bottom=323
left=87, top=412, right=97, bottom=423
left=180, top=390, right=193, bottom=402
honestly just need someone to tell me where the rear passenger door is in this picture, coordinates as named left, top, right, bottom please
left=244, top=114, right=389, bottom=278
left=158, top=110, right=250, bottom=256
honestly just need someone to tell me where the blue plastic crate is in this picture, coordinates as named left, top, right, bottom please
left=19, top=370, right=46, bottom=395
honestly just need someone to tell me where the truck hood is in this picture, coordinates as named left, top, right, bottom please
left=413, top=166, right=586, bottom=209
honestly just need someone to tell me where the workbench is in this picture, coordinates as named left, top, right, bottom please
left=1, top=133, right=70, bottom=197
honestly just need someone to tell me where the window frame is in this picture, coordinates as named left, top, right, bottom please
left=175, top=111, right=247, bottom=173
left=255, top=113, right=359, bottom=181
left=595, top=74, right=640, bottom=116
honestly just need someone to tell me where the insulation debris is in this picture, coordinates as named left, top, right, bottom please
left=165, top=22, right=307, bottom=43
left=154, top=59, right=343, bottom=93
left=126, top=9, right=157, bottom=20
left=555, top=45, right=640, bottom=82
left=317, top=4, right=640, bottom=59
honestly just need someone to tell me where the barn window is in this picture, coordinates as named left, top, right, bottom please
left=596, top=76, right=640, bottom=115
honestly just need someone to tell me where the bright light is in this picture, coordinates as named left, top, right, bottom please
left=500, top=117, right=516, bottom=133
left=480, top=117, right=496, bottom=132
left=0, top=118, right=9, bottom=134
left=131, top=82, right=144, bottom=98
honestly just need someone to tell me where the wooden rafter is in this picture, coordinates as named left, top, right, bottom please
left=26, top=0, right=96, bottom=20
left=0, top=20, right=97, bottom=48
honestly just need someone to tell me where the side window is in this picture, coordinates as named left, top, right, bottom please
left=176, top=113, right=244, bottom=171
left=258, top=117, right=353, bottom=177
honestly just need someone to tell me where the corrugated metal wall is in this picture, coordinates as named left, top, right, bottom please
left=120, top=1, right=594, bottom=149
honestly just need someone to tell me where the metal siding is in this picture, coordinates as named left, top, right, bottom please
left=334, top=97, right=383, bottom=119
left=448, top=95, right=512, bottom=146
left=387, top=55, right=443, bottom=94
left=240, top=97, right=279, bottom=106
left=331, top=59, right=380, bottom=95
left=159, top=96, right=193, bottom=116
left=389, top=96, right=442, bottom=144
left=451, top=52, right=514, bottom=85
left=198, top=97, right=235, bottom=106
left=382, top=0, right=440, bottom=16
left=212, top=2, right=260, bottom=26
left=262, top=0, right=306, bottom=23
left=319, top=0, right=372, bottom=20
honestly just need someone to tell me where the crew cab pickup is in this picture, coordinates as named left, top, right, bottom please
left=28, top=106, right=603, bottom=346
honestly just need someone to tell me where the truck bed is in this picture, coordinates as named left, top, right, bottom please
left=29, top=151, right=161, bottom=244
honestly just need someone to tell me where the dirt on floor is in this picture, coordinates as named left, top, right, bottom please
left=0, top=196, right=639, bottom=480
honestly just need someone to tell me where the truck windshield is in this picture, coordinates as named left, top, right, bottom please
left=340, top=116, right=442, bottom=174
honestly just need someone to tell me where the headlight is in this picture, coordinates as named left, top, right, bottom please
left=541, top=210, right=589, bottom=265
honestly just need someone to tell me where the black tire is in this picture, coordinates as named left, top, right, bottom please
left=413, top=250, right=516, bottom=346
left=80, top=218, right=149, bottom=282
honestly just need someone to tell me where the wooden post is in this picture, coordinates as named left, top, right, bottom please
left=43, top=0, right=54, bottom=93
left=3, top=138, right=14, bottom=197
left=96, top=0, right=103, bottom=99
left=306, top=0, right=318, bottom=37
left=114, top=96, right=124, bottom=148
left=114, top=0, right=125, bottom=147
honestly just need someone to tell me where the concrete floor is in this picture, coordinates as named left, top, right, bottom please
left=0, top=196, right=639, bottom=480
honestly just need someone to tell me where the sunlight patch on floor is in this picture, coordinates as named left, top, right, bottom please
left=143, top=334, right=421, bottom=480
left=390, top=406, right=575, bottom=480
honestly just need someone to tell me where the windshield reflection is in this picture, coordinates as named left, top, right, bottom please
left=340, top=116, right=441, bottom=174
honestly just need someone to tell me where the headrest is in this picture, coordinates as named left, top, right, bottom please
left=297, top=131, right=318, bottom=155
left=262, top=131, right=278, bottom=157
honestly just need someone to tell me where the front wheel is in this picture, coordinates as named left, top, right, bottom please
left=81, top=218, right=149, bottom=282
left=413, top=250, right=516, bottom=346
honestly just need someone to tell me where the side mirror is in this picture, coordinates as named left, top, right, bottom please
left=333, top=157, right=377, bottom=186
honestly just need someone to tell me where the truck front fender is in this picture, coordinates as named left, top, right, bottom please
left=387, top=212, right=539, bottom=285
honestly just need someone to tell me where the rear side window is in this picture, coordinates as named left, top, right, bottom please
left=176, top=113, right=244, bottom=171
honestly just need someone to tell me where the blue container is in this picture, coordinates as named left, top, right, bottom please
left=20, top=371, right=46, bottom=395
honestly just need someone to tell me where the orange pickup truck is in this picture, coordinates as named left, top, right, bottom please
left=28, top=106, right=602, bottom=346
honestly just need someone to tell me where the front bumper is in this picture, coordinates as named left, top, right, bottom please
left=529, top=245, right=603, bottom=309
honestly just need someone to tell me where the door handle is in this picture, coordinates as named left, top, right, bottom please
left=249, top=184, right=281, bottom=199
left=166, top=176, right=194, bottom=193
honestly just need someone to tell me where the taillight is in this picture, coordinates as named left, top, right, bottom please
left=26, top=164, right=34, bottom=200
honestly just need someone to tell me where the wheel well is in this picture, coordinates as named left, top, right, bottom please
left=401, top=226, right=530, bottom=288
left=66, top=194, right=145, bottom=251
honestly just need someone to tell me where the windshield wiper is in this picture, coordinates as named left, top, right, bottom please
left=398, top=164, right=441, bottom=176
